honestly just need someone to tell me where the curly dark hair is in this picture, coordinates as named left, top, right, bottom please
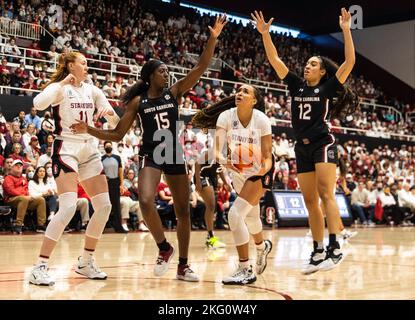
left=192, top=86, right=265, bottom=129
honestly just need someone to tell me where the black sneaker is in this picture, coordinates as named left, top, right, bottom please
left=319, top=243, right=343, bottom=271
left=36, top=225, right=46, bottom=233
left=301, top=247, right=326, bottom=274
left=13, top=225, right=23, bottom=235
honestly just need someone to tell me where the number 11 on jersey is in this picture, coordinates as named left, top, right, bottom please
left=79, top=111, right=88, bottom=123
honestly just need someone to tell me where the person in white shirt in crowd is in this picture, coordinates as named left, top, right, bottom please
left=351, top=181, right=374, bottom=226
left=273, top=136, right=288, bottom=157
left=366, top=180, right=377, bottom=223
left=37, top=146, right=52, bottom=168
left=275, top=156, right=289, bottom=174
left=29, top=166, right=58, bottom=221
left=22, top=123, right=37, bottom=148
left=121, top=169, right=149, bottom=232
left=397, top=183, right=415, bottom=225
left=4, top=38, right=22, bottom=60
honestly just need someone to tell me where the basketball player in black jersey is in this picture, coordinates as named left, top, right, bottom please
left=71, top=15, right=227, bottom=281
left=252, top=9, right=358, bottom=274
left=194, top=129, right=229, bottom=249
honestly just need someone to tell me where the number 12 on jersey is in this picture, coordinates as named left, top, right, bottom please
left=298, top=103, right=311, bottom=120
left=154, top=112, right=170, bottom=129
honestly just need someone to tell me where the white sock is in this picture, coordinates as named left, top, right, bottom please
left=256, top=241, right=265, bottom=251
left=82, top=249, right=94, bottom=262
left=239, top=260, right=250, bottom=268
left=37, top=256, right=49, bottom=265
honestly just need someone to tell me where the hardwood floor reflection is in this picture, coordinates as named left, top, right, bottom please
left=1, top=227, right=415, bottom=300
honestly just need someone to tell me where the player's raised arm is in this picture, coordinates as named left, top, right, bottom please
left=251, top=10, right=289, bottom=80
left=335, top=8, right=356, bottom=84
left=170, top=14, right=227, bottom=99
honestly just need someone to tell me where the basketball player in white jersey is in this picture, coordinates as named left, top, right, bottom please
left=193, top=84, right=274, bottom=285
left=29, top=52, right=119, bottom=286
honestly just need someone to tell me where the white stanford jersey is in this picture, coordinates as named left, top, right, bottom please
left=216, top=107, right=272, bottom=177
left=34, top=82, right=112, bottom=141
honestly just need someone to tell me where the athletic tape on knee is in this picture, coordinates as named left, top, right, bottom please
left=45, top=192, right=78, bottom=241
left=245, top=204, right=262, bottom=235
left=228, top=197, right=252, bottom=246
left=86, top=192, right=112, bottom=239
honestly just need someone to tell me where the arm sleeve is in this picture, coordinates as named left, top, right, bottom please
left=321, top=76, right=343, bottom=98
left=281, top=71, right=303, bottom=94
left=115, top=155, right=122, bottom=168
left=33, top=83, right=63, bottom=110
left=216, top=111, right=229, bottom=130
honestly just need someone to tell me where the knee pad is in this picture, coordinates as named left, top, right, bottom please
left=245, top=204, right=262, bottom=235
left=228, top=198, right=252, bottom=246
left=45, top=192, right=78, bottom=241
left=86, top=192, right=112, bottom=239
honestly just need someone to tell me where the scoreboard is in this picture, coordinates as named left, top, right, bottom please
left=271, top=190, right=352, bottom=227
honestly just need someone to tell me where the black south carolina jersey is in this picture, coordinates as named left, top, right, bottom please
left=137, top=89, right=181, bottom=158
left=200, top=162, right=220, bottom=178
left=283, top=71, right=343, bottom=142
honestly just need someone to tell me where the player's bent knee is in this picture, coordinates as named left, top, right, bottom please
left=45, top=192, right=78, bottom=241
left=86, top=193, right=112, bottom=239
left=246, top=205, right=262, bottom=235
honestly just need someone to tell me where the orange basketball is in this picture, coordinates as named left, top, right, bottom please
left=231, top=143, right=262, bottom=173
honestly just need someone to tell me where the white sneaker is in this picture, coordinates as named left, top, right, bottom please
left=176, top=264, right=199, bottom=282
left=138, top=222, right=149, bottom=232
left=222, top=264, right=256, bottom=285
left=122, top=223, right=129, bottom=232
left=29, top=263, right=55, bottom=286
left=75, top=256, right=107, bottom=280
left=256, top=240, right=273, bottom=275
left=340, top=229, right=358, bottom=240
left=319, top=245, right=344, bottom=271
left=154, top=245, right=175, bottom=277
left=301, top=249, right=326, bottom=275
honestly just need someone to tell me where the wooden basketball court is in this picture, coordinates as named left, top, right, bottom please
left=1, top=227, right=414, bottom=300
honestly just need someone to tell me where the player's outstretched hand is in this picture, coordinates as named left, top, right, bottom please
left=251, top=10, right=274, bottom=34
left=70, top=119, right=88, bottom=134
left=339, top=7, right=351, bottom=30
left=208, top=14, right=227, bottom=39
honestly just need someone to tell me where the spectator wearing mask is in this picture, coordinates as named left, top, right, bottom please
left=28, top=166, right=58, bottom=221
left=3, top=159, right=46, bottom=234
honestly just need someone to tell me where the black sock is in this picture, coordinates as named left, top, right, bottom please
left=207, top=230, right=214, bottom=238
left=157, top=239, right=170, bottom=252
left=328, top=234, right=339, bottom=248
left=179, top=257, right=188, bottom=266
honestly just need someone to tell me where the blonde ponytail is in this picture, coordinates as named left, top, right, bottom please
left=43, top=52, right=83, bottom=89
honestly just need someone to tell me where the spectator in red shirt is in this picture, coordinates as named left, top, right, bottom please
left=157, top=179, right=175, bottom=227
left=3, top=159, right=46, bottom=234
